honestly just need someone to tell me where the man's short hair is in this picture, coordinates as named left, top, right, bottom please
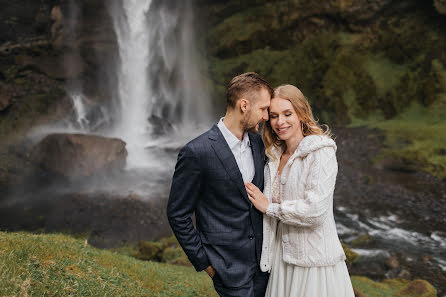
left=226, top=72, right=273, bottom=108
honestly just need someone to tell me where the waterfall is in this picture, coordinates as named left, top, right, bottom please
left=109, top=0, right=213, bottom=168
left=70, top=93, right=89, bottom=130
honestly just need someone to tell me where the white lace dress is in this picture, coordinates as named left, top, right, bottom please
left=265, top=172, right=355, bottom=297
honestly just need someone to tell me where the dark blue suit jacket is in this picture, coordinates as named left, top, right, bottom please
left=167, top=124, right=265, bottom=287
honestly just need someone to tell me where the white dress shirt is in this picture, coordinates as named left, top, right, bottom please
left=217, top=118, right=255, bottom=183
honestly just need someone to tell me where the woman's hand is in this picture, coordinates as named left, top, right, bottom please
left=245, top=182, right=269, bottom=213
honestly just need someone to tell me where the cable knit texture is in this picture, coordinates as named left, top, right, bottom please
left=260, top=135, right=346, bottom=272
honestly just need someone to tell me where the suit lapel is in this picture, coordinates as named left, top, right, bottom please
left=249, top=133, right=263, bottom=187
left=209, top=125, right=250, bottom=202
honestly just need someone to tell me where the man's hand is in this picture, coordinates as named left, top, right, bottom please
left=204, top=265, right=216, bottom=278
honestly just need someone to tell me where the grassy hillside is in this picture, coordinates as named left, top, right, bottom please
left=0, top=232, right=217, bottom=297
left=0, top=232, right=437, bottom=296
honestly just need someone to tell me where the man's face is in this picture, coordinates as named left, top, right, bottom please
left=242, top=88, right=271, bottom=133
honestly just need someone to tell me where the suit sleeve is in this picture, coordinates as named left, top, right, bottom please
left=166, top=144, right=210, bottom=271
left=265, top=147, right=337, bottom=227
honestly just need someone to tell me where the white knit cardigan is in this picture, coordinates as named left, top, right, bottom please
left=260, top=135, right=346, bottom=272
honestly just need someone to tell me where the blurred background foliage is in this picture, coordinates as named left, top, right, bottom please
left=199, top=0, right=446, bottom=179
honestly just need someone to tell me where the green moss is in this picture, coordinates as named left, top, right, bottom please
left=423, top=59, right=446, bottom=105
left=207, top=10, right=267, bottom=56
left=162, top=247, right=189, bottom=265
left=132, top=235, right=191, bottom=266
left=351, top=233, right=374, bottom=247
left=341, top=242, right=360, bottom=267
left=396, top=279, right=438, bottom=297
left=351, top=276, right=437, bottom=297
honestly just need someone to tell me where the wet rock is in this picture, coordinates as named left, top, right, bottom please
left=14, top=53, right=84, bottom=80
left=0, top=92, right=12, bottom=111
left=31, top=133, right=127, bottom=178
left=50, top=5, right=65, bottom=48
left=351, top=233, right=374, bottom=247
left=51, top=192, right=170, bottom=249
left=385, top=255, right=400, bottom=269
left=338, top=0, right=394, bottom=22
left=148, top=115, right=174, bottom=137
left=398, top=269, right=411, bottom=279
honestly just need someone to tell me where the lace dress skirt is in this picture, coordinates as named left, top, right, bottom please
left=265, top=222, right=355, bottom=297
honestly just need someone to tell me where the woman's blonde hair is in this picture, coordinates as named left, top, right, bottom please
left=262, top=84, right=332, bottom=160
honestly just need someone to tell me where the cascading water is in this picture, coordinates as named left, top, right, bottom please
left=70, top=93, right=89, bottom=130
left=108, top=0, right=213, bottom=168
left=109, top=0, right=153, bottom=168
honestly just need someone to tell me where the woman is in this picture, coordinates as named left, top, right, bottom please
left=245, top=84, right=355, bottom=297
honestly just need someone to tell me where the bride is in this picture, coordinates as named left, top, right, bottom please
left=245, top=84, right=355, bottom=297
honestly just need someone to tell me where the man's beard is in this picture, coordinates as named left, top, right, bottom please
left=242, top=111, right=263, bottom=133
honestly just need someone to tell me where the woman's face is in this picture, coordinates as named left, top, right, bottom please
left=269, top=97, right=301, bottom=141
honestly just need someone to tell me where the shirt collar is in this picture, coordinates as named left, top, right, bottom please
left=217, top=117, right=251, bottom=150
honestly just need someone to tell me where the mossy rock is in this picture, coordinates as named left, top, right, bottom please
left=341, top=242, right=359, bottom=267
left=351, top=233, right=374, bottom=247
left=352, top=276, right=437, bottom=297
left=136, top=241, right=166, bottom=262
left=162, top=247, right=190, bottom=266
left=134, top=235, right=187, bottom=264
left=396, top=279, right=437, bottom=297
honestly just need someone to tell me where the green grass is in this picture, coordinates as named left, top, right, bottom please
left=0, top=231, right=439, bottom=296
left=0, top=232, right=217, bottom=297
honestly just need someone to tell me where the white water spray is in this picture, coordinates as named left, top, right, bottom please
left=70, top=93, right=89, bottom=130
left=109, top=0, right=212, bottom=168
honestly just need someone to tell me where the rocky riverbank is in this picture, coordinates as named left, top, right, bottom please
left=333, top=126, right=446, bottom=295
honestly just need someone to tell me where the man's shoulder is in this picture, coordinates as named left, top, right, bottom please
left=183, top=125, right=217, bottom=152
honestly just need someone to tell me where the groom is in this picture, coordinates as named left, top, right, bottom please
left=167, top=72, right=272, bottom=297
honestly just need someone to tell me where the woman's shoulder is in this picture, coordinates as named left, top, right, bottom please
left=295, top=135, right=336, bottom=158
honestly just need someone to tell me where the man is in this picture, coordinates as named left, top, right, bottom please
left=167, top=72, right=272, bottom=297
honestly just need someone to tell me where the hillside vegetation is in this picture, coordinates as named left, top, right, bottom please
left=0, top=232, right=217, bottom=297
left=203, top=2, right=446, bottom=179
left=0, top=232, right=437, bottom=296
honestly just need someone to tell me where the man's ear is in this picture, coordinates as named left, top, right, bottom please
left=240, top=98, right=249, bottom=113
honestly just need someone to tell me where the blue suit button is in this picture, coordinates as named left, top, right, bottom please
left=249, top=235, right=254, bottom=240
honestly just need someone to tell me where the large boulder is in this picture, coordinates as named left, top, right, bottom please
left=31, top=133, right=127, bottom=178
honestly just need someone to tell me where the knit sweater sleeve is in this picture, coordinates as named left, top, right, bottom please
left=266, top=146, right=337, bottom=227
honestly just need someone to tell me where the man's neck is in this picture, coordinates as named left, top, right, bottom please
left=223, top=113, right=244, bottom=141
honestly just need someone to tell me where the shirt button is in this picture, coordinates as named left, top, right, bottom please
left=249, top=235, right=254, bottom=240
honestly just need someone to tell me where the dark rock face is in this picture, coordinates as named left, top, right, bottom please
left=0, top=191, right=171, bottom=249
left=0, top=0, right=120, bottom=193
left=48, top=193, right=171, bottom=248
left=0, top=0, right=119, bottom=141
left=0, top=0, right=53, bottom=44
left=0, top=85, right=12, bottom=111
left=31, top=133, right=127, bottom=178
